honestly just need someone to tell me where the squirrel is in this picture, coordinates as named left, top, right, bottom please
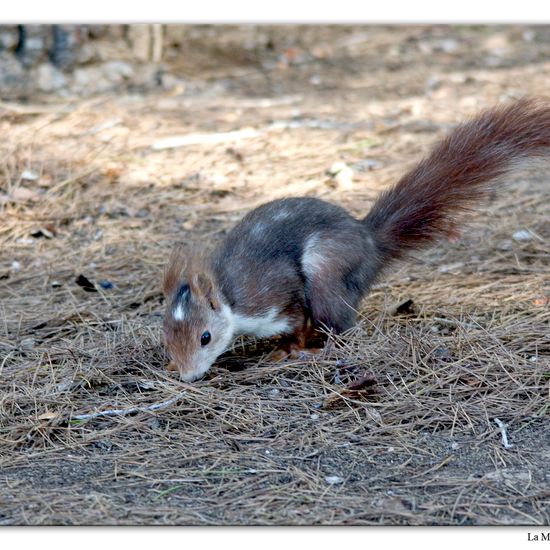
left=162, top=97, right=550, bottom=381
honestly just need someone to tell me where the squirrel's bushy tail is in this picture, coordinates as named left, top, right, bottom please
left=363, top=97, right=550, bottom=263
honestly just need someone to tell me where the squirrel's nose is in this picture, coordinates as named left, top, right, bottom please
left=166, top=361, right=178, bottom=372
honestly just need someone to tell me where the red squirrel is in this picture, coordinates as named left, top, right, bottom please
left=162, top=97, right=550, bottom=381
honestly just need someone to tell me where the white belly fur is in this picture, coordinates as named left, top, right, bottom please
left=231, top=307, right=291, bottom=338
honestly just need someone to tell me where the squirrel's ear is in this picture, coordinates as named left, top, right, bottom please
left=190, top=272, right=220, bottom=310
left=163, top=244, right=187, bottom=297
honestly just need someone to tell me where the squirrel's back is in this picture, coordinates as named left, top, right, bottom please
left=211, top=197, right=371, bottom=312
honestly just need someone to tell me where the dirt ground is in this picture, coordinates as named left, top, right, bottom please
left=0, top=25, right=549, bottom=525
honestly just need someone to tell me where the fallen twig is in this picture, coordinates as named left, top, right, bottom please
left=71, top=390, right=188, bottom=422
left=151, top=128, right=261, bottom=150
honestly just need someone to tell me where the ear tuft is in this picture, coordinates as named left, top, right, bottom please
left=163, top=244, right=188, bottom=297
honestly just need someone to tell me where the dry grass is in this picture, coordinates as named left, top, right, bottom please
left=0, top=25, right=549, bottom=525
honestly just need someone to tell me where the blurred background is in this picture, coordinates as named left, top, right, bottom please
left=2, top=24, right=550, bottom=100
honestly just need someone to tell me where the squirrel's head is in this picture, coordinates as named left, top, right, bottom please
left=162, top=246, right=234, bottom=381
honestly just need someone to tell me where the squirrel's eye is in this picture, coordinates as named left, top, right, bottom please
left=200, top=331, right=211, bottom=346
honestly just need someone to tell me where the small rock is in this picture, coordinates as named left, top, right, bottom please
left=102, top=60, right=134, bottom=83
left=352, top=159, right=380, bottom=172
left=485, top=56, right=505, bottom=68
left=325, top=475, right=344, bottom=485
left=497, top=240, right=513, bottom=251
left=20, top=337, right=36, bottom=350
left=437, top=38, right=460, bottom=54
left=56, top=381, right=73, bottom=392
left=182, top=219, right=197, bottom=230
left=309, top=75, right=322, bottom=86
left=512, top=229, right=532, bottom=242
left=434, top=346, right=452, bottom=361
left=21, top=169, right=39, bottom=181
left=448, top=73, right=470, bottom=84
left=72, top=66, right=113, bottom=95
left=161, top=72, right=185, bottom=91
left=418, top=41, right=433, bottom=55
left=328, top=162, right=353, bottom=189
left=16, top=238, right=36, bottom=245
left=210, top=173, right=228, bottom=186
left=0, top=29, right=19, bottom=50
left=33, top=63, right=67, bottom=92
left=483, top=34, right=510, bottom=55
left=426, top=76, right=442, bottom=91
left=25, top=36, right=44, bottom=51
left=11, top=261, right=21, bottom=273
left=0, top=52, right=25, bottom=90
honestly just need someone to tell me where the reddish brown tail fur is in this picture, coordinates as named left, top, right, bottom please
left=363, top=97, right=550, bottom=263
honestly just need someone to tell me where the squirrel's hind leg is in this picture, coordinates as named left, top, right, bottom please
left=266, top=320, right=325, bottom=362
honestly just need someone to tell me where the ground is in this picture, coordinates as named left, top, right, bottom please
left=0, top=25, right=549, bottom=525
